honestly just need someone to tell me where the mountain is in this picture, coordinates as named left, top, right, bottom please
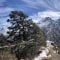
left=37, top=17, right=60, bottom=46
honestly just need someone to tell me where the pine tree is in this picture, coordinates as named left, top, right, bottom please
left=7, top=11, right=46, bottom=60
left=7, top=11, right=34, bottom=43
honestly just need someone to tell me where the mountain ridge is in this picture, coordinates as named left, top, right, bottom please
left=37, top=17, right=60, bottom=46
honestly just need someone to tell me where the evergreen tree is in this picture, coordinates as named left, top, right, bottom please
left=7, top=11, right=46, bottom=60
left=7, top=11, right=32, bottom=42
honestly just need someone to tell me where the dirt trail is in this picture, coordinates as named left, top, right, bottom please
left=48, top=48, right=60, bottom=60
left=33, top=40, right=60, bottom=60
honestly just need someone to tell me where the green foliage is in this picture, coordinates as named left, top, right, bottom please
left=7, top=11, right=46, bottom=60
left=0, top=34, right=6, bottom=46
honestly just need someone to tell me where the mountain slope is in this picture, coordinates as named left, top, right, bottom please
left=37, top=17, right=60, bottom=46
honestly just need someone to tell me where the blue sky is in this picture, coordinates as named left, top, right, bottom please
left=1, top=0, right=60, bottom=16
left=0, top=0, right=60, bottom=17
left=0, top=0, right=60, bottom=34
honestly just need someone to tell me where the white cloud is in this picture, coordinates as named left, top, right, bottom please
left=29, top=11, right=60, bottom=23
left=22, top=0, right=60, bottom=11
left=0, top=7, right=14, bottom=35
left=0, top=7, right=14, bottom=17
left=0, top=7, right=14, bottom=32
left=0, top=7, right=14, bottom=13
left=0, top=0, right=7, bottom=6
left=0, top=7, right=14, bottom=27
left=22, top=0, right=49, bottom=9
left=38, top=11, right=60, bottom=18
left=0, top=17, right=10, bottom=35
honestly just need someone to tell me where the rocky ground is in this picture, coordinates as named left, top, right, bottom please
left=33, top=40, right=60, bottom=60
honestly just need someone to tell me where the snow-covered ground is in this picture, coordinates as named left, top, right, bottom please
left=33, top=40, right=56, bottom=60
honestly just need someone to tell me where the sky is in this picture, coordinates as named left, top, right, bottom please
left=0, top=0, right=60, bottom=34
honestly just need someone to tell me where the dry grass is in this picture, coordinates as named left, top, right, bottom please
left=0, top=49, right=17, bottom=60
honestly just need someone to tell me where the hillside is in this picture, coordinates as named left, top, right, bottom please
left=37, top=17, right=60, bottom=47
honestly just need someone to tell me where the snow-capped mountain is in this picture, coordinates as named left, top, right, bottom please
left=37, top=17, right=60, bottom=46
left=37, top=17, right=54, bottom=27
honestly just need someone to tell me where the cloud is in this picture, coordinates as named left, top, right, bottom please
left=1, top=0, right=60, bottom=15
left=22, top=0, right=49, bottom=9
left=0, top=7, right=14, bottom=35
left=38, top=11, right=60, bottom=18
left=29, top=11, right=60, bottom=23
left=0, top=7, right=14, bottom=27
left=1, top=0, right=60, bottom=34
left=0, top=0, right=6, bottom=6
left=0, top=7, right=14, bottom=25
left=0, top=17, right=10, bottom=35
left=22, top=0, right=60, bottom=11
left=0, top=7, right=14, bottom=19
left=0, top=7, right=14, bottom=13
left=0, top=0, right=6, bottom=2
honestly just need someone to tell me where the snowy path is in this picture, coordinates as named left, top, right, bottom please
left=33, top=40, right=60, bottom=60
